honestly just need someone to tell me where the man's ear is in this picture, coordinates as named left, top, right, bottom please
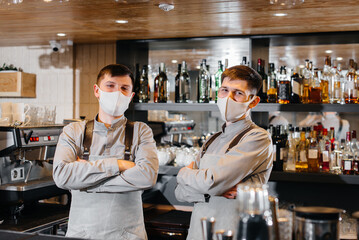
left=249, top=96, right=260, bottom=109
left=94, top=84, right=100, bottom=99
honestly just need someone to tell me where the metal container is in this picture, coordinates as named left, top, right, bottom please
left=294, top=207, right=342, bottom=240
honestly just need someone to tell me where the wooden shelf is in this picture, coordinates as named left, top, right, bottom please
left=158, top=166, right=359, bottom=185
left=131, top=103, right=359, bottom=113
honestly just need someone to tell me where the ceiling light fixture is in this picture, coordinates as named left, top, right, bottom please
left=274, top=13, right=287, bottom=16
left=270, top=0, right=304, bottom=6
left=57, top=33, right=66, bottom=37
left=171, top=60, right=177, bottom=63
left=336, top=57, right=343, bottom=61
left=325, top=50, right=333, bottom=54
left=115, top=20, right=128, bottom=24
left=0, top=0, right=23, bottom=5
left=158, top=3, right=174, bottom=12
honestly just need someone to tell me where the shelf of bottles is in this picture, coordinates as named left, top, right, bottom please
left=132, top=56, right=359, bottom=112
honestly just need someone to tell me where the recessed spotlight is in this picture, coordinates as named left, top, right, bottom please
left=158, top=3, right=174, bottom=12
left=43, top=0, right=52, bottom=2
left=299, top=65, right=305, bottom=68
left=115, top=20, right=128, bottom=24
left=274, top=13, right=287, bottom=17
left=171, top=60, right=178, bottom=64
left=325, top=50, right=333, bottom=54
left=336, top=57, right=343, bottom=61
left=57, top=33, right=66, bottom=37
left=196, top=66, right=200, bottom=69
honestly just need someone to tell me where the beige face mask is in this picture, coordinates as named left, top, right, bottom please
left=97, top=85, right=131, bottom=117
left=217, top=96, right=256, bottom=122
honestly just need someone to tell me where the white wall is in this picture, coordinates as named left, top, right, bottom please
left=0, top=43, right=116, bottom=123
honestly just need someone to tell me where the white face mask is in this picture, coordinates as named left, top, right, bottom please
left=217, top=96, right=256, bottom=122
left=97, top=86, right=132, bottom=117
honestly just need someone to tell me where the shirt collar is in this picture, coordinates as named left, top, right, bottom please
left=94, top=114, right=127, bottom=130
left=221, top=115, right=252, bottom=134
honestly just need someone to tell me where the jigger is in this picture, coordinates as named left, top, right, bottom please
left=201, top=217, right=216, bottom=240
left=215, top=230, right=233, bottom=240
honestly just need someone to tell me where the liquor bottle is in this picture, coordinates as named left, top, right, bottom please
left=133, top=63, right=141, bottom=103
left=158, top=63, right=168, bottom=103
left=290, top=68, right=302, bottom=103
left=351, top=130, right=359, bottom=174
left=296, top=131, right=308, bottom=172
left=207, top=65, right=214, bottom=102
left=181, top=61, right=191, bottom=103
left=214, top=61, right=223, bottom=102
left=138, top=65, right=149, bottom=103
left=198, top=59, right=210, bottom=103
left=285, top=126, right=296, bottom=171
left=331, top=140, right=342, bottom=174
left=273, top=126, right=284, bottom=171
left=308, top=130, right=320, bottom=172
left=242, top=56, right=248, bottom=66
left=337, top=64, right=346, bottom=105
left=330, top=62, right=341, bottom=104
left=301, top=60, right=311, bottom=104
left=267, top=63, right=277, bottom=103
left=277, top=66, right=290, bottom=104
left=175, top=63, right=182, bottom=103
left=224, top=58, right=229, bottom=70
left=319, top=128, right=331, bottom=172
left=342, top=132, right=354, bottom=175
left=309, top=68, right=322, bottom=104
left=320, top=56, right=331, bottom=104
left=257, top=59, right=268, bottom=103
left=345, top=59, right=358, bottom=104
left=153, top=66, right=160, bottom=103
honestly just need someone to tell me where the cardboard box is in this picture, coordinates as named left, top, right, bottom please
left=0, top=72, right=36, bottom=98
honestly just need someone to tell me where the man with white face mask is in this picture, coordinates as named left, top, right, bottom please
left=53, top=64, right=158, bottom=240
left=175, top=65, right=274, bottom=240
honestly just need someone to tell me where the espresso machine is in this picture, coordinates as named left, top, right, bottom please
left=0, top=125, right=66, bottom=222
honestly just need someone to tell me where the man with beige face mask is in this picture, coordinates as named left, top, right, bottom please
left=53, top=64, right=158, bottom=240
left=175, top=65, right=274, bottom=240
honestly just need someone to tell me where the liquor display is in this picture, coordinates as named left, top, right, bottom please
left=214, top=60, right=223, bottom=102
left=268, top=124, right=359, bottom=175
left=198, top=59, right=210, bottom=103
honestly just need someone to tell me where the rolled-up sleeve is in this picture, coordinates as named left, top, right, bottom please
left=53, top=123, right=120, bottom=190
left=176, top=129, right=273, bottom=200
left=86, top=123, right=159, bottom=193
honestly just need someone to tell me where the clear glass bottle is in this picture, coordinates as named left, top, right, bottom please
left=331, top=140, right=342, bottom=174
left=351, top=130, right=359, bottom=175
left=309, top=68, right=322, bottom=104
left=301, top=59, right=311, bottom=104
left=296, top=131, right=308, bottom=172
left=198, top=59, right=210, bottom=103
left=321, top=56, right=331, bottom=104
left=277, top=66, right=290, bottom=104
left=338, top=64, right=346, bottom=105
left=267, top=63, right=277, bottom=103
left=345, top=59, right=358, bottom=104
left=308, top=130, right=320, bottom=172
left=138, top=65, right=149, bottom=103
left=330, top=62, right=342, bottom=104
left=319, top=128, right=331, bottom=172
left=214, top=60, right=223, bottom=102
left=285, top=127, right=296, bottom=172
left=342, top=132, right=354, bottom=175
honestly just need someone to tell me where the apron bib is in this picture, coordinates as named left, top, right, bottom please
left=66, top=155, right=147, bottom=240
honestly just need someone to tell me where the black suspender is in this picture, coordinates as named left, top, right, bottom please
left=82, top=119, right=134, bottom=161
left=201, top=125, right=255, bottom=158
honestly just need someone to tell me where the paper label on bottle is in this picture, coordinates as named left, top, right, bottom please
left=308, top=149, right=318, bottom=159
left=273, top=144, right=277, bottom=161
left=322, top=151, right=329, bottom=162
left=347, top=81, right=355, bottom=89
left=344, top=160, right=352, bottom=170
left=334, top=89, right=340, bottom=98
left=299, top=150, right=307, bottom=162
left=292, top=81, right=300, bottom=95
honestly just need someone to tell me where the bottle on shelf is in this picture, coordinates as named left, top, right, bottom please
left=155, top=62, right=168, bottom=103
left=215, top=60, right=223, bottom=102
left=277, top=66, right=291, bottom=104
left=345, top=59, right=358, bottom=104
left=290, top=67, right=302, bottom=103
left=175, top=63, right=182, bottom=103
left=342, top=131, right=354, bottom=175
left=198, top=59, right=210, bottom=103
left=331, top=140, right=342, bottom=174
left=296, top=130, right=308, bottom=172
left=267, top=63, right=277, bottom=103
left=309, top=68, right=322, bottom=104
left=273, top=125, right=284, bottom=171
left=308, top=130, right=320, bottom=172
left=321, top=56, right=331, bottom=104
left=241, top=56, right=249, bottom=66
left=153, top=65, right=160, bottom=103
left=330, top=61, right=342, bottom=104
left=207, top=64, right=214, bottom=102
left=319, top=128, right=331, bottom=172
left=181, top=61, right=191, bottom=103
left=224, top=58, right=229, bottom=70
left=351, top=130, right=359, bottom=174
left=138, top=65, right=149, bottom=103
left=301, top=59, right=311, bottom=104
left=285, top=126, right=296, bottom=171
left=259, top=59, right=268, bottom=103
left=337, top=63, right=346, bottom=104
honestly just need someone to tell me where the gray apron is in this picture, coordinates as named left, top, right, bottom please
left=186, top=153, right=240, bottom=240
left=66, top=155, right=147, bottom=240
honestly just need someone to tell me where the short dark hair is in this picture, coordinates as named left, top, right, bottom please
left=97, top=64, right=135, bottom=87
left=221, top=65, right=262, bottom=95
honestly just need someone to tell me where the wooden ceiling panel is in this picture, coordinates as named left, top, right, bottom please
left=0, top=0, right=359, bottom=46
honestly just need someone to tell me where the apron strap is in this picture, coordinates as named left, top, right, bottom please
left=225, top=125, right=255, bottom=153
left=200, top=132, right=222, bottom=158
left=82, top=119, right=135, bottom=161
left=124, top=120, right=134, bottom=161
left=83, top=120, right=94, bottom=160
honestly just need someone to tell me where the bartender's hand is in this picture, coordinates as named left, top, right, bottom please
left=117, top=160, right=135, bottom=172
left=222, top=186, right=237, bottom=199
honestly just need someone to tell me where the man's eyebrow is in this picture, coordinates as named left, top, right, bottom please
left=104, top=81, right=116, bottom=84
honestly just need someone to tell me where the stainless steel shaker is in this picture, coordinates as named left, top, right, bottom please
left=201, top=217, right=216, bottom=240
